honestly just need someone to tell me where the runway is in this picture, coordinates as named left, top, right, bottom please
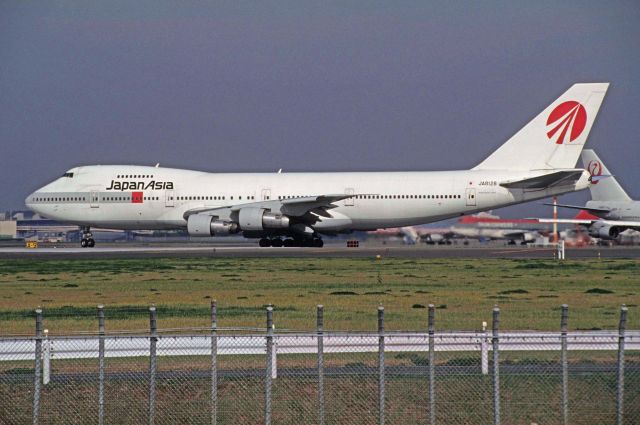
left=0, top=242, right=638, bottom=259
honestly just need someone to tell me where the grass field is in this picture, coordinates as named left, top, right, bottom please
left=0, top=257, right=638, bottom=335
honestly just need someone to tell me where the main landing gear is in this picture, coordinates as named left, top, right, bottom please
left=80, top=227, right=95, bottom=248
left=259, top=237, right=324, bottom=248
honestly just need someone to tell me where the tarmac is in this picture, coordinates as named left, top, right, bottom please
left=0, top=241, right=638, bottom=259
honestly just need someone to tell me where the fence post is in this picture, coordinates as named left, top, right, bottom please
left=211, top=300, right=218, bottom=425
left=616, top=305, right=627, bottom=425
left=317, top=305, right=325, bottom=425
left=560, top=304, right=568, bottom=425
left=149, top=307, right=157, bottom=425
left=428, top=304, right=435, bottom=425
left=492, top=307, right=500, bottom=425
left=42, top=330, right=50, bottom=386
left=98, top=305, right=106, bottom=425
left=265, top=306, right=273, bottom=425
left=481, top=321, right=489, bottom=375
left=378, top=305, right=385, bottom=425
left=32, top=308, right=43, bottom=425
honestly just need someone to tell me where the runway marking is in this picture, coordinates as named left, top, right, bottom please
left=492, top=248, right=556, bottom=254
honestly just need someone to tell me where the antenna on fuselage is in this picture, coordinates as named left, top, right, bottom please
left=277, top=168, right=282, bottom=174
left=155, top=163, right=160, bottom=168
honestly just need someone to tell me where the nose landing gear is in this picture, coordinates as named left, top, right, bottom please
left=80, top=227, right=95, bottom=248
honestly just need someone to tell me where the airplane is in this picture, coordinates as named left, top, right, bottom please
left=447, top=212, right=548, bottom=245
left=25, top=83, right=608, bottom=248
left=377, top=212, right=550, bottom=245
left=539, top=149, right=640, bottom=240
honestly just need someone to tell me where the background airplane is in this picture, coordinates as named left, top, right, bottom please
left=372, top=212, right=551, bottom=245
left=540, top=149, right=640, bottom=240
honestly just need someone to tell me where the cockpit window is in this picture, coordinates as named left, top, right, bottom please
left=62, top=172, right=74, bottom=178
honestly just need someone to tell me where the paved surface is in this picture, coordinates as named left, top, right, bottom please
left=0, top=242, right=638, bottom=259
left=6, top=332, right=636, bottom=361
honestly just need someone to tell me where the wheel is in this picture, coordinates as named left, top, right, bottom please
left=259, top=238, right=271, bottom=247
left=313, top=238, right=324, bottom=248
left=283, top=239, right=294, bottom=247
left=88, top=238, right=95, bottom=247
left=271, top=238, right=283, bottom=247
left=80, top=239, right=88, bottom=248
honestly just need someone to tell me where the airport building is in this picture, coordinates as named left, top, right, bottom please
left=0, top=220, right=16, bottom=240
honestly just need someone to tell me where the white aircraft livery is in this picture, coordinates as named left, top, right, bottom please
left=26, top=83, right=609, bottom=247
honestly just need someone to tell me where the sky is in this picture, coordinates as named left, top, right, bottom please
left=1, top=1, right=639, bottom=219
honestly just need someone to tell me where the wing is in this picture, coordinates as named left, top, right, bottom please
left=536, top=218, right=640, bottom=228
left=536, top=218, right=596, bottom=225
left=183, top=194, right=355, bottom=223
left=500, top=170, right=585, bottom=189
left=542, top=202, right=611, bottom=214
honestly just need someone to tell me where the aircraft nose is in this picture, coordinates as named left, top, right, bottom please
left=25, top=191, right=38, bottom=212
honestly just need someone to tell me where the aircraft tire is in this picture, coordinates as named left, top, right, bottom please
left=313, top=238, right=324, bottom=248
left=80, top=239, right=88, bottom=248
left=88, top=239, right=95, bottom=248
left=259, top=238, right=271, bottom=247
left=271, top=238, right=283, bottom=248
left=283, top=239, right=294, bottom=247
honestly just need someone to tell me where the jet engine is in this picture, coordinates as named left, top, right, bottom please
left=187, top=208, right=291, bottom=237
left=238, top=207, right=290, bottom=231
left=588, top=221, right=620, bottom=240
left=187, top=215, right=239, bottom=236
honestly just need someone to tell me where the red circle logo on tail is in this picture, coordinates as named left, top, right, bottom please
left=546, top=101, right=587, bottom=144
left=587, top=160, right=602, bottom=185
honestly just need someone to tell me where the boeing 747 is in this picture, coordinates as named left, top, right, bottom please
left=25, top=83, right=609, bottom=247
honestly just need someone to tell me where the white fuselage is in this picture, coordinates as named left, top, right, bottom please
left=26, top=165, right=590, bottom=234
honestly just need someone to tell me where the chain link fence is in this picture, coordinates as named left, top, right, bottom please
left=1, top=303, right=638, bottom=425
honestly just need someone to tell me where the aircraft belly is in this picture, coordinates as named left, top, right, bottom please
left=336, top=203, right=461, bottom=229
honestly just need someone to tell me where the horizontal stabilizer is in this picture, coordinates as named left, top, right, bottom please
left=500, top=170, right=584, bottom=189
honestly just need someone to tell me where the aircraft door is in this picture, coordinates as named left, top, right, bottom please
left=165, top=190, right=174, bottom=207
left=345, top=188, right=355, bottom=206
left=90, top=190, right=100, bottom=208
left=261, top=189, right=271, bottom=201
left=465, top=188, right=476, bottom=206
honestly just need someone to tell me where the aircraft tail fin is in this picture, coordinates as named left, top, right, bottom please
left=581, top=149, right=631, bottom=201
left=473, top=83, right=609, bottom=171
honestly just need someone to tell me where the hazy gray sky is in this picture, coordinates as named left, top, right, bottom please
left=2, top=1, right=639, bottom=219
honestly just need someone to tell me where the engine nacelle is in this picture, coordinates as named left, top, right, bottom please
left=238, top=207, right=290, bottom=232
left=588, top=222, right=620, bottom=240
left=187, top=214, right=239, bottom=237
